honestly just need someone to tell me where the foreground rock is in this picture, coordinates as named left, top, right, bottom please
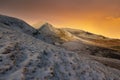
left=0, top=15, right=120, bottom=80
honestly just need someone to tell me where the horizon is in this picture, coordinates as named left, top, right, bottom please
left=0, top=0, right=120, bottom=39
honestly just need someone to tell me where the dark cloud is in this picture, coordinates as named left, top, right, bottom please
left=0, top=0, right=120, bottom=14
left=0, top=0, right=120, bottom=25
left=0, top=0, right=120, bottom=22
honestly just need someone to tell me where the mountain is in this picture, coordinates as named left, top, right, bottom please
left=0, top=15, right=120, bottom=80
left=35, top=23, right=78, bottom=44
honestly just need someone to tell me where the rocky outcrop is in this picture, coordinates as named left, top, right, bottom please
left=0, top=15, right=37, bottom=35
left=35, top=23, right=78, bottom=44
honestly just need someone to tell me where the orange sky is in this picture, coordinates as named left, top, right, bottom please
left=0, top=0, right=120, bottom=38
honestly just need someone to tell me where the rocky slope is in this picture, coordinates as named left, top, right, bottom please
left=64, top=28, right=120, bottom=51
left=0, top=15, right=120, bottom=80
left=63, top=28, right=108, bottom=40
left=62, top=41, right=120, bottom=59
left=35, top=23, right=120, bottom=60
left=0, top=15, right=37, bottom=35
left=34, top=21, right=120, bottom=70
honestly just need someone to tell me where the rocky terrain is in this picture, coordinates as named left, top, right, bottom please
left=0, top=15, right=120, bottom=80
left=64, top=28, right=120, bottom=51
left=35, top=22, right=120, bottom=60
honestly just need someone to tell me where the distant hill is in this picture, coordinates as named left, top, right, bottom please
left=63, top=28, right=120, bottom=51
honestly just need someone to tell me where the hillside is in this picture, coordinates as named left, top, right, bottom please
left=0, top=15, right=120, bottom=80
left=64, top=28, right=120, bottom=51
left=34, top=23, right=120, bottom=60
left=34, top=22, right=120, bottom=70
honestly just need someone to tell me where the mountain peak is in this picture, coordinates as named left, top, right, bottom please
left=39, top=23, right=54, bottom=30
left=38, top=22, right=57, bottom=34
left=43, top=22, right=52, bottom=27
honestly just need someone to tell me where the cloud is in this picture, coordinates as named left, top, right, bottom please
left=105, top=16, right=120, bottom=21
left=0, top=0, right=120, bottom=13
left=0, top=0, right=120, bottom=38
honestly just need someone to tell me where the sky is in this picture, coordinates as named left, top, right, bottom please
left=0, top=0, right=120, bottom=38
